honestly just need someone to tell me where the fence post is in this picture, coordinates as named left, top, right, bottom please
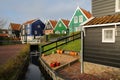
left=56, top=41, right=57, bottom=49
left=40, top=45, right=43, bottom=56
left=66, top=37, right=67, bottom=45
left=73, top=34, right=74, bottom=41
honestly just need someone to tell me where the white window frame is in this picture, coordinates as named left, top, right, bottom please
left=38, top=25, right=41, bottom=28
left=27, top=29, right=30, bottom=34
left=34, top=31, right=37, bottom=35
left=23, top=25, right=25, bottom=29
left=23, top=30, right=25, bottom=35
left=55, top=31, right=60, bottom=34
left=102, top=28, right=115, bottom=43
left=79, top=15, right=83, bottom=23
left=59, top=23, right=62, bottom=27
left=74, top=16, right=78, bottom=23
left=115, top=0, right=120, bottom=12
left=28, top=24, right=30, bottom=28
left=62, top=30, right=66, bottom=34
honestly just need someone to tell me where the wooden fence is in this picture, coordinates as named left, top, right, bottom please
left=40, top=32, right=81, bottom=54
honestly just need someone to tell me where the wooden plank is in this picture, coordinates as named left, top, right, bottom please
left=92, top=0, right=115, bottom=17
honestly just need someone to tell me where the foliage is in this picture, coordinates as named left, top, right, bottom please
left=0, top=37, right=21, bottom=45
left=45, top=33, right=68, bottom=41
left=59, top=39, right=81, bottom=52
left=0, top=44, right=30, bottom=80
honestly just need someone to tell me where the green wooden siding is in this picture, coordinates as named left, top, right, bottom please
left=69, top=8, right=87, bottom=33
left=54, top=20, right=67, bottom=34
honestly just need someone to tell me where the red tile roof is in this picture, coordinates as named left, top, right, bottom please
left=84, top=13, right=120, bottom=26
left=23, top=19, right=36, bottom=25
left=10, top=23, right=21, bottom=31
left=80, top=8, right=92, bottom=19
left=49, top=20, right=57, bottom=28
left=0, top=34, right=8, bottom=37
left=61, top=19, right=70, bottom=28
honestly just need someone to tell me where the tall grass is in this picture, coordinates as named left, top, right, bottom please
left=0, top=44, right=30, bottom=80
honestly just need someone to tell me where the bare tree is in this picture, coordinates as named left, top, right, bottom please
left=0, top=18, right=7, bottom=29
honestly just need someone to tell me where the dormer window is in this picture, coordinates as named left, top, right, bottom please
left=116, top=0, right=120, bottom=12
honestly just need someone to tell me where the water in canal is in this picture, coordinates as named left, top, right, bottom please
left=23, top=56, right=45, bottom=80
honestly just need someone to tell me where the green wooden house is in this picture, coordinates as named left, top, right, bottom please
left=54, top=19, right=69, bottom=34
left=69, top=6, right=92, bottom=33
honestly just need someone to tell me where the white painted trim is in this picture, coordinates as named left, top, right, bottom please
left=115, top=0, right=120, bottom=12
left=80, top=17, right=94, bottom=26
left=83, top=22, right=120, bottom=28
left=44, top=20, right=49, bottom=30
left=54, top=19, right=68, bottom=30
left=115, top=24, right=118, bottom=36
left=53, top=19, right=60, bottom=30
left=61, top=19, right=68, bottom=29
left=102, top=28, right=115, bottom=43
left=48, top=20, right=54, bottom=29
left=68, top=6, right=91, bottom=27
left=68, top=6, right=79, bottom=26
left=79, top=8, right=88, bottom=20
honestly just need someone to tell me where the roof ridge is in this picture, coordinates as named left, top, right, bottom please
left=23, top=19, right=37, bottom=25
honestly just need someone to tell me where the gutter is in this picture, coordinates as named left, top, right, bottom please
left=83, top=22, right=120, bottom=28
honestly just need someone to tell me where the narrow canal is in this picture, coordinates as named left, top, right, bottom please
left=23, top=44, right=45, bottom=80
left=23, top=56, right=45, bottom=80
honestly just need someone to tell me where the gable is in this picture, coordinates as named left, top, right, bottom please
left=10, top=23, right=21, bottom=31
left=49, top=20, right=57, bottom=28
left=69, top=8, right=88, bottom=27
left=61, top=19, right=69, bottom=28
left=45, top=21, right=53, bottom=30
left=54, top=20, right=67, bottom=33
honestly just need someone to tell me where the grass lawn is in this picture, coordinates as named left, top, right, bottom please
left=42, top=39, right=81, bottom=55
left=59, top=39, right=81, bottom=52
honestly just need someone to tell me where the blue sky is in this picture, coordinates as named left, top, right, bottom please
left=0, top=0, right=91, bottom=28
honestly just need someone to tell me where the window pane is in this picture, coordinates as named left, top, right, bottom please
left=27, top=29, right=30, bottom=34
left=38, top=25, right=41, bottom=28
left=74, top=16, right=78, bottom=23
left=59, top=23, right=61, bottom=27
left=79, top=15, right=83, bottom=23
left=34, top=31, right=37, bottom=34
left=104, top=30, right=113, bottom=40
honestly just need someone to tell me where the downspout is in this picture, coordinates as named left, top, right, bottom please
left=80, top=26, right=84, bottom=74
left=115, top=24, right=117, bottom=36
